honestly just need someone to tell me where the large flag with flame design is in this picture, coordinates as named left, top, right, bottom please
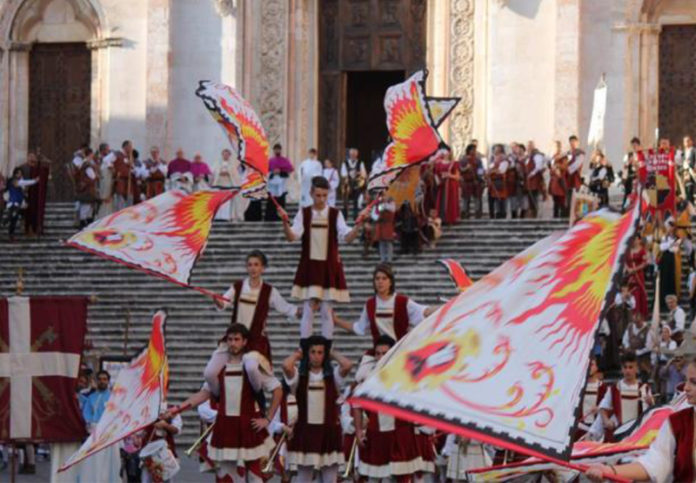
left=196, top=80, right=269, bottom=198
left=368, top=70, right=459, bottom=191
left=66, top=189, right=234, bottom=298
left=467, top=394, right=689, bottom=481
left=60, top=311, right=168, bottom=472
left=352, top=206, right=640, bottom=461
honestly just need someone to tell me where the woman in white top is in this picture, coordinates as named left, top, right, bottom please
left=323, top=158, right=340, bottom=207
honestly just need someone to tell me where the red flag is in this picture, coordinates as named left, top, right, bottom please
left=640, top=148, right=676, bottom=216
left=438, top=259, right=473, bottom=292
left=0, top=296, right=87, bottom=442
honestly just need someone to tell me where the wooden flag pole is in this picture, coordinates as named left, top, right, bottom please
left=124, top=306, right=131, bottom=356
left=15, top=267, right=24, bottom=296
left=10, top=444, right=16, bottom=483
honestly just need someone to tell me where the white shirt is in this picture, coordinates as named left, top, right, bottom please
left=599, top=379, right=652, bottom=425
left=614, top=292, right=636, bottom=310
left=660, top=235, right=680, bottom=253
left=669, top=307, right=686, bottom=332
left=299, top=158, right=324, bottom=207
left=289, top=205, right=352, bottom=242
left=634, top=416, right=685, bottom=482
left=72, top=153, right=85, bottom=169
left=284, top=365, right=345, bottom=394
left=340, top=158, right=367, bottom=179
left=352, top=294, right=427, bottom=340
left=197, top=399, right=217, bottom=424
left=102, top=151, right=116, bottom=168
left=621, top=322, right=652, bottom=356
left=203, top=350, right=280, bottom=397
left=219, top=277, right=297, bottom=320
left=527, top=153, right=545, bottom=177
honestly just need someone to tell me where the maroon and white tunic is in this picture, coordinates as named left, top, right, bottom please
left=221, top=278, right=297, bottom=360
left=634, top=406, right=696, bottom=482
left=285, top=367, right=345, bottom=468
left=352, top=294, right=427, bottom=343
left=205, top=355, right=278, bottom=465
left=289, top=206, right=351, bottom=302
left=598, top=380, right=651, bottom=426
left=567, top=148, right=585, bottom=189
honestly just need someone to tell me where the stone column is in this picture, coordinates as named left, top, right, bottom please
left=87, top=38, right=124, bottom=151
left=0, top=44, right=7, bottom=175
left=554, top=0, right=581, bottom=140
left=145, top=0, right=171, bottom=157
left=5, top=41, right=30, bottom=173
left=639, top=23, right=660, bottom=144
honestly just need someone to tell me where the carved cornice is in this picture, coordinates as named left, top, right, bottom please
left=86, top=37, right=124, bottom=50
left=448, top=0, right=475, bottom=154
left=612, top=22, right=661, bottom=34
left=0, top=40, right=31, bottom=52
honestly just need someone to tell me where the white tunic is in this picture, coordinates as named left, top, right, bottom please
left=289, top=206, right=353, bottom=255
left=299, top=158, right=324, bottom=207
left=598, top=380, right=651, bottom=425
left=352, top=294, right=427, bottom=340
left=219, top=277, right=297, bottom=328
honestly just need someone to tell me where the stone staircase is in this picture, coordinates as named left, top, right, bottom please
left=0, top=202, right=634, bottom=444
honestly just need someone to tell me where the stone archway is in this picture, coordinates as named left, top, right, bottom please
left=0, top=0, right=109, bottom=177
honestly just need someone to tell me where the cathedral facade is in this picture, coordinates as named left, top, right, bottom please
left=0, top=0, right=693, bottom=200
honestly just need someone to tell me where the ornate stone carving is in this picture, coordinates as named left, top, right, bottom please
left=379, top=0, right=399, bottom=26
left=212, top=0, right=235, bottom=17
left=448, top=0, right=474, bottom=154
left=344, top=36, right=369, bottom=65
left=86, top=37, right=124, bottom=49
left=349, top=0, right=369, bottom=26
left=379, top=36, right=401, bottom=63
left=256, top=0, right=288, bottom=146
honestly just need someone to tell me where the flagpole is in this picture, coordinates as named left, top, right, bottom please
left=15, top=267, right=24, bottom=296
left=10, top=444, right=16, bottom=483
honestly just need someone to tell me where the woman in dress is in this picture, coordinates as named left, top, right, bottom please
left=213, top=149, right=235, bottom=221
left=625, top=235, right=649, bottom=318
left=434, top=149, right=460, bottom=224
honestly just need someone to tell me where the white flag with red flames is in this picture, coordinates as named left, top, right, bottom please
left=59, top=311, right=168, bottom=471
left=352, top=206, right=640, bottom=461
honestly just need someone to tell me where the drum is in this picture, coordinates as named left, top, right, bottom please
left=140, top=439, right=180, bottom=482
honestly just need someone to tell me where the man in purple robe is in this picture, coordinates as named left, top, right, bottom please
left=265, top=143, right=294, bottom=221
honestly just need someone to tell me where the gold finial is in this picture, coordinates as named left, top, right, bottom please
left=15, top=268, right=24, bottom=296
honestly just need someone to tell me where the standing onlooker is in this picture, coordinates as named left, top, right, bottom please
left=3, top=168, right=38, bottom=241
left=487, top=144, right=509, bottom=219
left=191, top=153, right=212, bottom=191
left=625, top=235, right=649, bottom=318
left=213, top=148, right=235, bottom=221
left=589, top=150, right=615, bottom=207
left=18, top=152, right=49, bottom=237
left=549, top=141, right=568, bottom=218
left=167, top=148, right=193, bottom=192
left=620, top=137, right=641, bottom=211
left=75, top=148, right=99, bottom=228
left=433, top=148, right=460, bottom=224
left=145, top=146, right=167, bottom=199
left=459, top=144, right=484, bottom=219
left=298, top=148, right=323, bottom=207
left=397, top=201, right=420, bottom=255
left=323, top=158, right=340, bottom=207
left=96, top=143, right=115, bottom=218
left=373, top=196, right=396, bottom=263
left=525, top=140, right=546, bottom=218
left=678, top=135, right=696, bottom=203
left=131, top=149, right=148, bottom=204
left=340, top=148, right=367, bottom=220
left=423, top=208, right=442, bottom=248
left=659, top=354, right=687, bottom=402
left=266, top=144, right=294, bottom=221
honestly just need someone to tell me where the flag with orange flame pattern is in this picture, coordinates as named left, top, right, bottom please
left=66, top=189, right=234, bottom=298
left=367, top=70, right=458, bottom=191
left=196, top=80, right=269, bottom=199
left=60, top=311, right=168, bottom=471
left=352, top=205, right=640, bottom=461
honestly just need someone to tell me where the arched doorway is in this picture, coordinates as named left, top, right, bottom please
left=317, top=0, right=427, bottom=170
left=1, top=0, right=104, bottom=200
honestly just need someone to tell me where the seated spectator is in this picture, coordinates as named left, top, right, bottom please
left=422, top=208, right=442, bottom=249
left=665, top=294, right=686, bottom=333
left=659, top=354, right=687, bottom=403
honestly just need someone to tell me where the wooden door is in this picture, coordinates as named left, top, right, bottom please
left=29, top=42, right=91, bottom=201
left=318, top=0, right=427, bottom=164
left=659, top=25, right=696, bottom=146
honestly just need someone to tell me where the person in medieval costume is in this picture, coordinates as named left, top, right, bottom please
left=566, top=135, right=585, bottom=206
left=282, top=336, right=353, bottom=482
left=487, top=144, right=509, bottom=219
left=506, top=143, right=526, bottom=219
left=459, top=143, right=484, bottom=219
left=171, top=324, right=283, bottom=482
left=589, top=150, right=615, bottom=207
left=575, top=356, right=605, bottom=441
left=620, top=137, right=641, bottom=211
left=524, top=140, right=546, bottom=218
left=340, top=148, right=367, bottom=220
left=333, top=263, right=435, bottom=344
left=18, top=152, right=49, bottom=236
left=213, top=148, right=236, bottom=221
left=145, top=146, right=168, bottom=199
left=74, top=148, right=99, bottom=228
left=279, top=176, right=365, bottom=342
left=622, top=312, right=655, bottom=378
left=354, top=335, right=435, bottom=482
left=299, top=148, right=324, bottom=208
left=96, top=143, right=116, bottom=218
left=659, top=220, right=682, bottom=311
left=215, top=250, right=300, bottom=361
left=112, top=140, right=135, bottom=210
left=433, top=148, right=460, bottom=224
left=323, top=158, right=340, bottom=208
left=595, top=352, right=654, bottom=442
left=677, top=135, right=696, bottom=204
left=602, top=283, right=636, bottom=372
left=549, top=142, right=569, bottom=218
left=139, top=400, right=183, bottom=483
left=586, top=357, right=696, bottom=482
left=625, top=235, right=649, bottom=318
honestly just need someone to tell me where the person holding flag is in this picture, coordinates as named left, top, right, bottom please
left=586, top=357, right=696, bottom=481
left=278, top=176, right=367, bottom=343
left=171, top=324, right=283, bottom=482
